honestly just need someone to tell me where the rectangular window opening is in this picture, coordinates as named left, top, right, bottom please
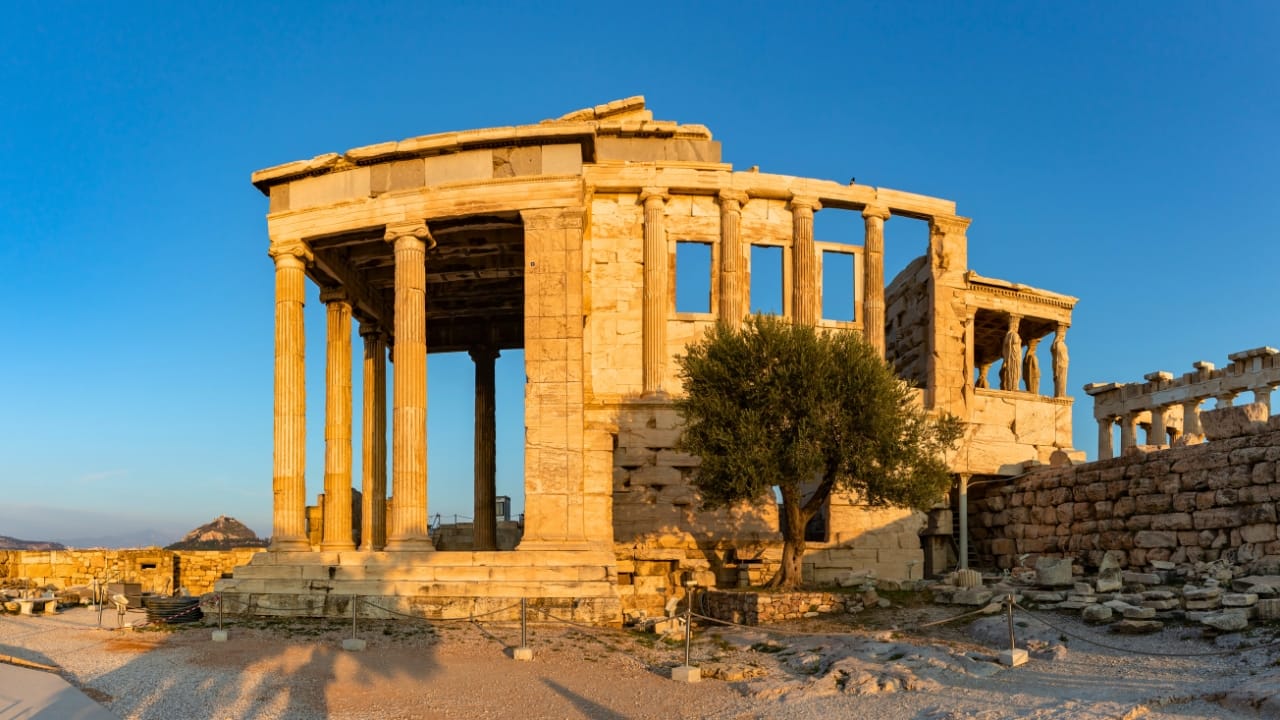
left=821, top=250, right=856, bottom=322
left=675, top=241, right=713, bottom=314
left=749, top=245, right=784, bottom=316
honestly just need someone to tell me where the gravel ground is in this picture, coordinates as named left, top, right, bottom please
left=2, top=602, right=1279, bottom=719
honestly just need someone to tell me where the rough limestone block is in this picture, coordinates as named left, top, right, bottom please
left=1201, top=611, right=1249, bottom=632
left=1200, top=403, right=1269, bottom=440
left=1111, top=620, right=1163, bottom=634
left=1035, top=557, right=1073, bottom=587
left=1222, top=593, right=1259, bottom=607
left=1255, top=598, right=1280, bottom=620
left=1081, top=605, right=1113, bottom=623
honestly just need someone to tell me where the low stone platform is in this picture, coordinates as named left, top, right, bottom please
left=215, top=548, right=622, bottom=624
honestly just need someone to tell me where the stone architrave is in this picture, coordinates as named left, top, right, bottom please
left=1023, top=336, right=1041, bottom=395
left=359, top=324, right=387, bottom=551
left=320, top=288, right=356, bottom=551
left=268, top=240, right=313, bottom=551
left=1000, top=314, right=1022, bottom=392
left=1051, top=324, right=1069, bottom=398
left=640, top=188, right=669, bottom=396
left=861, top=204, right=891, bottom=356
left=385, top=222, right=435, bottom=551
left=471, top=345, right=499, bottom=551
left=717, top=190, right=749, bottom=326
left=790, top=195, right=820, bottom=325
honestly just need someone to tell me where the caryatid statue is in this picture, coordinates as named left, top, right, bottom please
left=976, top=361, right=993, bottom=389
left=999, top=314, right=1022, bottom=391
left=1052, top=323, right=1069, bottom=398
left=1023, top=336, right=1041, bottom=395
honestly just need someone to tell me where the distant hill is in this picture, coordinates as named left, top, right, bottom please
left=0, top=535, right=67, bottom=551
left=165, top=516, right=267, bottom=550
left=60, top=529, right=179, bottom=549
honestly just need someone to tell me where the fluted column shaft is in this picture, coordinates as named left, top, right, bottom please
left=471, top=346, right=499, bottom=551
left=717, top=190, right=748, bottom=325
left=641, top=188, right=669, bottom=396
left=861, top=204, right=890, bottom=356
left=1119, top=413, right=1138, bottom=452
left=791, top=195, right=820, bottom=325
left=269, top=242, right=312, bottom=550
left=1182, top=399, right=1203, bottom=436
left=1149, top=406, right=1168, bottom=447
left=386, top=224, right=434, bottom=551
left=360, top=325, right=387, bottom=550
left=320, top=291, right=356, bottom=550
left=1097, top=416, right=1116, bottom=460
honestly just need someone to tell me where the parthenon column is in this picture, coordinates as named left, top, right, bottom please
left=1181, top=398, right=1203, bottom=436
left=470, top=345, right=499, bottom=551
left=1119, top=413, right=1138, bottom=453
left=385, top=222, right=434, bottom=551
left=1216, top=391, right=1237, bottom=409
left=320, top=289, right=356, bottom=551
left=1097, top=416, right=1116, bottom=460
left=861, top=204, right=890, bottom=355
left=717, top=190, right=748, bottom=325
left=791, top=195, right=820, bottom=325
left=1148, top=405, right=1168, bottom=447
left=1253, top=385, right=1275, bottom=414
left=269, top=241, right=313, bottom=550
left=359, top=324, right=387, bottom=551
left=641, top=188, right=669, bottom=396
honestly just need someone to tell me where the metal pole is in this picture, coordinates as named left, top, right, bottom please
left=218, top=595, right=224, bottom=631
left=352, top=595, right=358, bottom=640
left=684, top=587, right=693, bottom=667
left=1006, top=593, right=1015, bottom=654
left=520, top=597, right=527, bottom=648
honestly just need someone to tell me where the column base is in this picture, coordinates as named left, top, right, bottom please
left=321, top=542, right=357, bottom=552
left=384, top=537, right=435, bottom=551
left=270, top=537, right=311, bottom=552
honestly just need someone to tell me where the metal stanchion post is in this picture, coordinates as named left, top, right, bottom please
left=999, top=593, right=1026, bottom=667
left=343, top=596, right=366, bottom=651
left=672, top=581, right=701, bottom=683
left=212, top=595, right=229, bottom=642
left=513, top=597, right=533, bottom=661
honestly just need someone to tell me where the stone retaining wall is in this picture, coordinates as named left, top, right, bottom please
left=0, top=548, right=263, bottom=596
left=971, top=426, right=1280, bottom=570
left=701, top=589, right=848, bottom=625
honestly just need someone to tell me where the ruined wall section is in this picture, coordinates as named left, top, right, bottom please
left=970, top=425, right=1280, bottom=571
left=0, top=548, right=263, bottom=596
left=885, top=254, right=931, bottom=388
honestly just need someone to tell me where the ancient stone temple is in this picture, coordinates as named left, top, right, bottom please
left=217, top=98, right=1080, bottom=620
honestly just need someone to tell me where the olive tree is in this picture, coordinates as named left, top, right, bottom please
left=675, top=314, right=963, bottom=589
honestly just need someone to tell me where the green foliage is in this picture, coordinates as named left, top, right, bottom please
left=675, top=313, right=962, bottom=518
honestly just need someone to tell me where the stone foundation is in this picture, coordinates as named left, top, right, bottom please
left=971, top=426, right=1280, bottom=570
left=700, top=589, right=849, bottom=625
left=0, top=548, right=262, bottom=596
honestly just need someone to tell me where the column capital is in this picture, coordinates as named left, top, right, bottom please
left=789, top=194, right=821, bottom=213
left=268, top=239, right=314, bottom=264
left=359, top=322, right=386, bottom=340
left=717, top=189, right=750, bottom=208
left=639, top=187, right=669, bottom=206
left=468, top=345, right=500, bottom=363
left=384, top=222, right=436, bottom=249
left=861, top=204, right=891, bottom=222
left=319, top=287, right=351, bottom=305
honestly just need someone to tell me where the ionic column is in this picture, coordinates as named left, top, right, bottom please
left=717, top=190, right=749, bottom=325
left=1119, top=413, right=1139, bottom=452
left=320, top=289, right=356, bottom=551
left=1149, top=405, right=1168, bottom=447
left=861, top=204, right=891, bottom=356
left=268, top=241, right=312, bottom=551
left=1181, top=398, right=1204, bottom=436
left=385, top=223, right=435, bottom=551
left=359, top=324, right=387, bottom=551
left=1097, top=416, right=1116, bottom=460
left=470, top=345, right=499, bottom=551
left=790, top=195, right=821, bottom=325
left=641, top=188, right=669, bottom=396
left=999, top=314, right=1023, bottom=391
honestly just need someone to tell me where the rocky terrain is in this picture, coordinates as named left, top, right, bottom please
left=165, top=516, right=267, bottom=550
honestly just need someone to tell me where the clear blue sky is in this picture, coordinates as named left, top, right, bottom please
left=2, top=2, right=1276, bottom=544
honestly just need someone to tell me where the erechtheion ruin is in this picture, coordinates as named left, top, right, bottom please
left=216, top=98, right=1081, bottom=621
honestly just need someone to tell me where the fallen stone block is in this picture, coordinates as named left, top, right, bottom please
left=1256, top=598, right=1280, bottom=620
left=1122, top=572, right=1162, bottom=586
left=1142, top=599, right=1180, bottom=611
left=1111, top=620, right=1164, bottom=634
left=1023, top=590, right=1065, bottom=603
left=1036, top=557, right=1073, bottom=587
left=1082, top=605, right=1113, bottom=623
left=1201, top=611, right=1249, bottom=632
left=1122, top=606, right=1157, bottom=620
left=1183, top=586, right=1223, bottom=601
left=1222, top=593, right=1259, bottom=607
left=952, top=589, right=994, bottom=606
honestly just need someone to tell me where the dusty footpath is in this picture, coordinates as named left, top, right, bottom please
left=3, top=602, right=1280, bottom=719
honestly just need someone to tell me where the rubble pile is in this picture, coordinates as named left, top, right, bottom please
left=929, top=553, right=1280, bottom=636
